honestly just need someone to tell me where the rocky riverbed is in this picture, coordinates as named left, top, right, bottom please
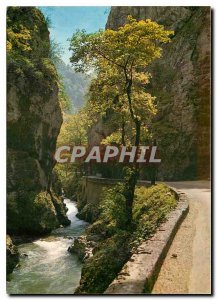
left=7, top=200, right=87, bottom=294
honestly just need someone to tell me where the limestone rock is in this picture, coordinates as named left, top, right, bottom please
left=68, top=235, right=94, bottom=261
left=90, top=7, right=210, bottom=180
left=7, top=7, right=69, bottom=234
left=6, top=235, right=19, bottom=276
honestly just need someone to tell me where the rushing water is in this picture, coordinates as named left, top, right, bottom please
left=7, top=199, right=88, bottom=295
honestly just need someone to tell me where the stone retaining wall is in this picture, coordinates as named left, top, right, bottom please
left=79, top=176, right=150, bottom=209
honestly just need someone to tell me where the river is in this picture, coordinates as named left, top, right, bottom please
left=7, top=199, right=88, bottom=294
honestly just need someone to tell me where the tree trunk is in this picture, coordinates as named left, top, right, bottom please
left=124, top=77, right=141, bottom=224
left=150, top=140, right=157, bottom=185
left=123, top=166, right=139, bottom=225
left=121, top=118, right=126, bottom=146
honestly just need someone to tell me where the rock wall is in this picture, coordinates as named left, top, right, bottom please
left=7, top=7, right=69, bottom=234
left=91, top=6, right=211, bottom=180
left=77, top=177, right=120, bottom=222
left=6, top=235, right=19, bottom=276
left=77, top=176, right=150, bottom=222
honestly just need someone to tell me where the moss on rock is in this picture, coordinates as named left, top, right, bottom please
left=7, top=191, right=69, bottom=234
left=75, top=231, right=132, bottom=294
left=7, top=7, right=69, bottom=235
left=6, top=235, right=19, bottom=277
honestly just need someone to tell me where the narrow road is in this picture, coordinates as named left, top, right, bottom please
left=152, top=181, right=211, bottom=295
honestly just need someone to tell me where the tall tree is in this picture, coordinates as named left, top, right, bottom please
left=69, top=16, right=173, bottom=222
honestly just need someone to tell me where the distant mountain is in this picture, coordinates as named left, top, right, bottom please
left=55, top=59, right=91, bottom=111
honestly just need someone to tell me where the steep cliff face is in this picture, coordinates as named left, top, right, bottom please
left=7, top=7, right=69, bottom=234
left=92, top=6, right=210, bottom=180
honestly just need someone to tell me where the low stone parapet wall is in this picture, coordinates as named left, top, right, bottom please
left=104, top=189, right=189, bottom=294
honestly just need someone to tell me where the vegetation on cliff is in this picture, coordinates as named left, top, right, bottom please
left=105, top=7, right=211, bottom=180
left=74, top=183, right=177, bottom=294
left=53, top=108, right=92, bottom=198
left=7, top=7, right=69, bottom=236
left=7, top=7, right=58, bottom=91
left=6, top=235, right=19, bottom=278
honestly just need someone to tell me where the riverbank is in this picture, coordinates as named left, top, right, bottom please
left=7, top=200, right=87, bottom=294
left=71, top=183, right=178, bottom=294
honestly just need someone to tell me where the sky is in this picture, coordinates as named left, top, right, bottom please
left=39, top=7, right=110, bottom=64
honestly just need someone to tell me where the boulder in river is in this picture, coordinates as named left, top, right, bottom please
left=68, top=235, right=95, bottom=261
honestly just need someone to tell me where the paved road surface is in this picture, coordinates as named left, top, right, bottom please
left=152, top=181, right=211, bottom=295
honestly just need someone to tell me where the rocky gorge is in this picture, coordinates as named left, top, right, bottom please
left=64, top=7, right=211, bottom=293
left=6, top=5, right=210, bottom=295
left=7, top=7, right=70, bottom=275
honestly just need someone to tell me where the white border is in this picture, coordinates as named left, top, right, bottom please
left=0, top=0, right=216, bottom=6
left=0, top=1, right=215, bottom=299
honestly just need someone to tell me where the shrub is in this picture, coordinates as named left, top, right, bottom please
left=133, top=183, right=177, bottom=238
left=99, top=183, right=128, bottom=232
left=75, top=183, right=178, bottom=294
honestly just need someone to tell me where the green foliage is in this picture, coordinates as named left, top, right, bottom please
left=8, top=191, right=58, bottom=234
left=56, top=110, right=90, bottom=147
left=75, top=231, right=132, bottom=294
left=58, top=81, right=73, bottom=113
left=69, top=17, right=173, bottom=73
left=69, top=16, right=173, bottom=147
left=99, top=184, right=128, bottom=232
left=44, top=15, right=52, bottom=29
left=7, top=7, right=50, bottom=58
left=67, top=15, right=174, bottom=189
left=63, top=173, right=81, bottom=199
left=6, top=235, right=19, bottom=277
left=133, top=183, right=177, bottom=238
left=101, top=131, right=122, bottom=145
left=6, top=7, right=71, bottom=235
left=7, top=24, right=32, bottom=53
left=54, top=163, right=81, bottom=199
left=7, top=7, right=59, bottom=99
left=40, top=57, right=58, bottom=79
left=76, top=183, right=177, bottom=293
left=54, top=110, right=91, bottom=197
left=49, top=39, right=64, bottom=63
